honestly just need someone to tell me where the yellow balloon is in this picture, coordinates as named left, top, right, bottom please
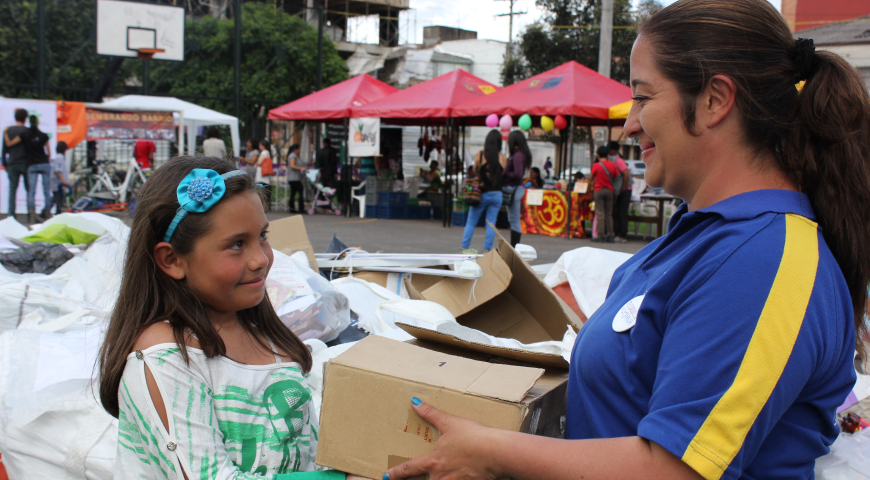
left=541, top=115, right=554, bottom=131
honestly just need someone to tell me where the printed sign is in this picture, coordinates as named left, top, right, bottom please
left=86, top=108, right=176, bottom=141
left=348, top=117, right=380, bottom=157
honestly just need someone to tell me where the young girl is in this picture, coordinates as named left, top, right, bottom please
left=98, top=157, right=340, bottom=480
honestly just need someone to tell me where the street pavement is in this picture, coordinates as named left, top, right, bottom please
left=266, top=212, right=650, bottom=265
left=2, top=212, right=652, bottom=266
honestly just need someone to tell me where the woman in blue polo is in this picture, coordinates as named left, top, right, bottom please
left=382, top=1, right=870, bottom=479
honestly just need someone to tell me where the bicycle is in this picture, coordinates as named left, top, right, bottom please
left=71, top=157, right=150, bottom=205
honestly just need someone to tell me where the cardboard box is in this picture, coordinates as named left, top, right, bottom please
left=399, top=232, right=582, bottom=368
left=268, top=215, right=318, bottom=271
left=316, top=336, right=568, bottom=479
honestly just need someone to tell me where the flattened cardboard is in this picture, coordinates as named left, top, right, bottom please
left=399, top=230, right=581, bottom=368
left=316, top=337, right=567, bottom=479
left=415, top=252, right=512, bottom=318
left=268, top=215, right=318, bottom=271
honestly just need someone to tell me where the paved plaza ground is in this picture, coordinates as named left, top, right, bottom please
left=2, top=211, right=652, bottom=265
left=268, top=212, right=649, bottom=265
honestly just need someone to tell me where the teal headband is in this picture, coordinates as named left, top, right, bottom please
left=162, top=168, right=248, bottom=243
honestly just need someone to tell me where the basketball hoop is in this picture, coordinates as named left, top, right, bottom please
left=136, top=48, right=165, bottom=60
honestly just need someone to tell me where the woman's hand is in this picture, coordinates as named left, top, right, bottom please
left=384, top=398, right=503, bottom=480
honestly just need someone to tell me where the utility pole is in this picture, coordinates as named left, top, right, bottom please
left=233, top=0, right=242, bottom=120
left=316, top=6, right=324, bottom=90
left=496, top=0, right=526, bottom=60
left=37, top=0, right=46, bottom=98
left=598, top=0, right=613, bottom=78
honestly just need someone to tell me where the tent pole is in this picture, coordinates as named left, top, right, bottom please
left=343, top=117, right=350, bottom=217
left=567, top=116, right=575, bottom=239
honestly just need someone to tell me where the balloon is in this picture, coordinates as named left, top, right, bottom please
left=518, top=114, right=532, bottom=131
left=485, top=113, right=499, bottom=128
left=554, top=114, right=568, bottom=130
left=499, top=115, right=513, bottom=131
left=540, top=115, right=554, bottom=131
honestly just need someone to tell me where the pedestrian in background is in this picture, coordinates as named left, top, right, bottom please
left=609, top=141, right=631, bottom=242
left=503, top=131, right=532, bottom=247
left=240, top=137, right=259, bottom=176
left=462, top=130, right=506, bottom=254
left=286, top=144, right=306, bottom=214
left=202, top=126, right=227, bottom=158
left=24, top=115, right=51, bottom=223
left=590, top=145, right=618, bottom=243
left=544, top=156, right=552, bottom=179
left=133, top=139, right=155, bottom=170
left=3, top=108, right=30, bottom=221
left=50, top=141, right=69, bottom=215
left=255, top=139, right=274, bottom=211
left=315, top=138, right=338, bottom=188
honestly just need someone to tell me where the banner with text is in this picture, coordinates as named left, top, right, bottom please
left=86, top=108, right=176, bottom=141
left=348, top=117, right=380, bottom=157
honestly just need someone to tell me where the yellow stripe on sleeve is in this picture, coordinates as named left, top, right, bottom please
left=681, top=214, right=820, bottom=479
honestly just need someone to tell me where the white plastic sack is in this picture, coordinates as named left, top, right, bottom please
left=543, top=247, right=633, bottom=319
left=331, top=277, right=402, bottom=335
left=0, top=323, right=117, bottom=480
left=269, top=250, right=350, bottom=342
left=815, top=429, right=870, bottom=479
left=25, top=212, right=130, bottom=244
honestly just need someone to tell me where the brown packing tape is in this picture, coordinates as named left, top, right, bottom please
left=268, top=215, right=318, bottom=271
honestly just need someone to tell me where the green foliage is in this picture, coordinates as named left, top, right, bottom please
left=507, top=0, right=659, bottom=86
left=501, top=56, right=529, bottom=87
left=149, top=3, right=348, bottom=115
left=0, top=0, right=133, bottom=99
left=0, top=1, right=348, bottom=117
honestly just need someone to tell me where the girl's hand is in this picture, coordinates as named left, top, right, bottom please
left=384, top=398, right=501, bottom=480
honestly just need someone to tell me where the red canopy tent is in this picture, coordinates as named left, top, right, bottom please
left=268, top=73, right=398, bottom=121
left=452, top=61, right=631, bottom=125
left=351, top=69, right=499, bottom=124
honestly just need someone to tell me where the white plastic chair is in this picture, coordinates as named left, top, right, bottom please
left=351, top=179, right=367, bottom=218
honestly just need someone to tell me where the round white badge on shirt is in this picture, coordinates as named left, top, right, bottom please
left=612, top=295, right=645, bottom=333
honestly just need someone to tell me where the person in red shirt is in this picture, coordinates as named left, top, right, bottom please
left=133, top=140, right=155, bottom=170
left=590, top=145, right=619, bottom=242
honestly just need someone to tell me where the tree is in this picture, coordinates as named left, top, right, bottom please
left=0, top=0, right=134, bottom=99
left=0, top=0, right=348, bottom=119
left=148, top=3, right=348, bottom=118
left=501, top=0, right=661, bottom=86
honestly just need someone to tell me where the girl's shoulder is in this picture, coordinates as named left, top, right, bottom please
left=133, top=321, right=201, bottom=352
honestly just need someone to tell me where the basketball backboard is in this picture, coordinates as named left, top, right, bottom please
left=96, top=0, right=185, bottom=62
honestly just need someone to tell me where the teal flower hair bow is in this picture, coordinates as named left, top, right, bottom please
left=163, top=168, right=247, bottom=243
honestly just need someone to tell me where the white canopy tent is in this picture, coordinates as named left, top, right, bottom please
left=102, top=95, right=241, bottom=158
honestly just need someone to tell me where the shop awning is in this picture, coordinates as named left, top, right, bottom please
left=452, top=61, right=632, bottom=125
left=608, top=100, right=632, bottom=120
left=268, top=74, right=398, bottom=121
left=350, top=69, right=499, bottom=123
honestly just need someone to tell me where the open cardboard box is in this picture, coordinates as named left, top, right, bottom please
left=316, top=336, right=569, bottom=479
left=398, top=231, right=582, bottom=369
left=268, top=215, right=318, bottom=271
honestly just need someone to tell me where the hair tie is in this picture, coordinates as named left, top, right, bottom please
left=794, top=38, right=817, bottom=81
left=162, top=168, right=248, bottom=243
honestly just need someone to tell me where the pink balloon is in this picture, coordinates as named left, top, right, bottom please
left=499, top=115, right=513, bottom=131
left=485, top=113, right=499, bottom=128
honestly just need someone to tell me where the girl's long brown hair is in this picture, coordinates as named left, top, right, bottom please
left=640, top=0, right=870, bottom=355
left=99, top=157, right=312, bottom=418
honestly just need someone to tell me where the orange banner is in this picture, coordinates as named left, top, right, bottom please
left=56, top=101, right=87, bottom=148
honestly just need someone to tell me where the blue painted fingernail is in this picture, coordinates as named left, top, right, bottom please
left=383, top=474, right=390, bottom=480
left=411, top=397, right=422, bottom=406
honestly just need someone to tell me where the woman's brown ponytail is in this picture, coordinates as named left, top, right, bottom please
left=786, top=50, right=870, bottom=355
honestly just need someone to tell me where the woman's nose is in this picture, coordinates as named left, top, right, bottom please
left=624, top=101, right=642, bottom=138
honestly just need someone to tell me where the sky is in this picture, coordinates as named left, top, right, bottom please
left=395, top=0, right=782, bottom=44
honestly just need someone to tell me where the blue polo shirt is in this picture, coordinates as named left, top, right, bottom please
left=567, top=189, right=856, bottom=480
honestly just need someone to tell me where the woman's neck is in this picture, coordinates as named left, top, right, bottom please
left=208, top=309, right=240, bottom=333
left=686, top=142, right=797, bottom=212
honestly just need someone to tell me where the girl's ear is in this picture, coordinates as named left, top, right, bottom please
left=154, top=242, right=186, bottom=280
